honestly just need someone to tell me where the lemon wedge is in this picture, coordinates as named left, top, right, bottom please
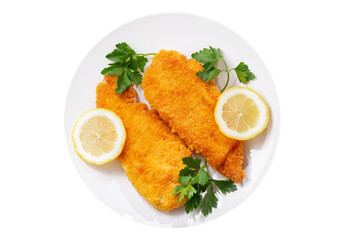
left=215, top=87, right=269, bottom=140
left=72, top=108, right=126, bottom=165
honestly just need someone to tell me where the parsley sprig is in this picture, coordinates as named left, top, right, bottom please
left=172, top=157, right=237, bottom=216
left=101, top=42, right=156, bottom=94
left=191, top=46, right=255, bottom=92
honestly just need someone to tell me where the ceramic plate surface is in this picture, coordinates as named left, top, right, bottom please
left=65, top=13, right=280, bottom=228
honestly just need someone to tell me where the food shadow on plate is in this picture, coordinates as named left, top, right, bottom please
left=114, top=167, right=193, bottom=227
left=240, top=110, right=272, bottom=186
left=79, top=109, right=271, bottom=224
left=133, top=85, right=150, bottom=106
left=82, top=158, right=125, bottom=184
left=112, top=153, right=208, bottom=226
left=83, top=158, right=184, bottom=225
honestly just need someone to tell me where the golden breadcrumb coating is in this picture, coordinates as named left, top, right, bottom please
left=142, top=50, right=245, bottom=183
left=96, top=75, right=192, bottom=211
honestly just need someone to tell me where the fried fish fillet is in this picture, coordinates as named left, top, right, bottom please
left=142, top=50, right=245, bottom=183
left=96, top=75, right=192, bottom=211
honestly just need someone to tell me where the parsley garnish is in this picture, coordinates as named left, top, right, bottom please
left=191, top=46, right=255, bottom=92
left=101, top=42, right=155, bottom=94
left=172, top=157, right=237, bottom=216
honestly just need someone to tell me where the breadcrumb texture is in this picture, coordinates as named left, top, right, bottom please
left=142, top=50, right=245, bottom=183
left=96, top=75, right=192, bottom=211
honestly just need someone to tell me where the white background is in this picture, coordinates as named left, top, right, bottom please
left=1, top=0, right=340, bottom=239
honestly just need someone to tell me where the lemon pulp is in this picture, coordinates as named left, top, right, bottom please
left=79, top=116, right=118, bottom=156
left=72, top=108, right=126, bottom=165
left=215, top=87, right=269, bottom=140
left=222, top=94, right=260, bottom=133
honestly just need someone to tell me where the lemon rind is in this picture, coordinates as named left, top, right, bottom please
left=71, top=108, right=126, bottom=165
left=215, top=87, right=269, bottom=140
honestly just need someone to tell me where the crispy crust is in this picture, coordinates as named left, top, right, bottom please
left=96, top=75, right=192, bottom=211
left=142, top=50, right=245, bottom=183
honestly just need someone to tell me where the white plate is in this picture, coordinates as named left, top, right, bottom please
left=64, top=13, right=280, bottom=228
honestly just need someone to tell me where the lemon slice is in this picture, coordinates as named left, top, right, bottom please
left=72, top=108, right=126, bottom=165
left=215, top=87, right=269, bottom=140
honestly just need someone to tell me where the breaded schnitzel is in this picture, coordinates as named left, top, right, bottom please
left=96, top=75, right=192, bottom=211
left=142, top=50, right=245, bottom=183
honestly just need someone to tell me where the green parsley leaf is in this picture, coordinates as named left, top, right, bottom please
left=106, top=49, right=131, bottom=63
left=191, top=47, right=222, bottom=64
left=198, top=169, right=210, bottom=186
left=178, top=175, right=192, bottom=185
left=116, top=70, right=131, bottom=95
left=101, top=42, right=155, bottom=94
left=172, top=157, right=238, bottom=217
left=182, top=157, right=201, bottom=170
left=179, top=166, right=196, bottom=177
left=184, top=192, right=201, bottom=213
left=127, top=56, right=138, bottom=71
left=211, top=179, right=237, bottom=194
left=192, top=47, right=224, bottom=82
left=172, top=184, right=197, bottom=202
left=196, top=67, right=222, bottom=82
left=201, top=184, right=218, bottom=216
left=185, top=185, right=197, bottom=200
left=136, top=55, right=148, bottom=72
left=115, top=42, right=136, bottom=55
left=171, top=185, right=185, bottom=194
left=199, top=182, right=210, bottom=193
left=100, top=63, right=123, bottom=76
left=209, top=46, right=223, bottom=59
left=191, top=46, right=255, bottom=92
left=125, top=68, right=142, bottom=85
left=234, top=62, right=255, bottom=84
left=190, top=175, right=199, bottom=185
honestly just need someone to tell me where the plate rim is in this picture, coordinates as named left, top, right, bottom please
left=64, top=12, right=281, bottom=228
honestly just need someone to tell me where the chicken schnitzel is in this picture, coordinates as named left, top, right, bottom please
left=96, top=75, right=192, bottom=211
left=142, top=50, right=245, bottom=183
